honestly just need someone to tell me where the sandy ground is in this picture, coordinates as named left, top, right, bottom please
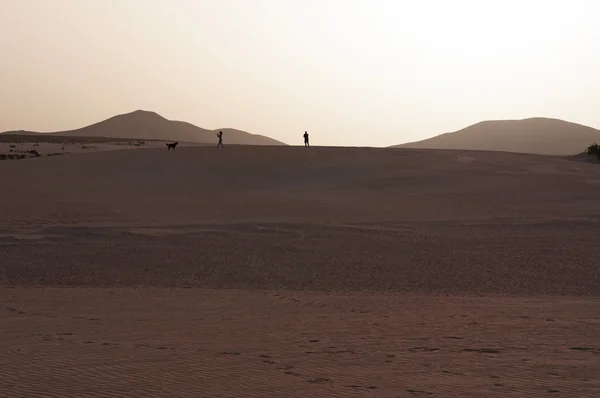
left=0, top=136, right=195, bottom=160
left=1, top=146, right=600, bottom=396
left=2, top=288, right=599, bottom=397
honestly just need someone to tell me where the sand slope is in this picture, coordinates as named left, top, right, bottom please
left=2, top=146, right=600, bottom=397
left=393, top=118, right=600, bottom=155
left=1, top=146, right=600, bottom=294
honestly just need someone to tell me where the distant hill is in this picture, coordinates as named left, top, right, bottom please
left=1, top=110, right=286, bottom=146
left=391, top=118, right=600, bottom=155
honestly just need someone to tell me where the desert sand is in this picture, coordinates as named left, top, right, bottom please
left=1, top=145, right=600, bottom=397
left=0, top=134, right=203, bottom=160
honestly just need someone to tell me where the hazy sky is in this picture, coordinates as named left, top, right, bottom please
left=1, top=0, right=599, bottom=146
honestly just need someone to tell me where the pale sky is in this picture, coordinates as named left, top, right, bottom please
left=1, top=0, right=599, bottom=146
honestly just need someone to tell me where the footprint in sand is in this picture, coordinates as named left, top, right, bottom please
left=307, top=377, right=332, bottom=383
left=569, top=347, right=599, bottom=353
left=408, top=347, right=440, bottom=352
left=347, top=385, right=378, bottom=390
left=406, top=388, right=432, bottom=395
left=462, top=348, right=501, bottom=354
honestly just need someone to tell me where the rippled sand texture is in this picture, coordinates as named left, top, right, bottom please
left=2, top=289, right=599, bottom=397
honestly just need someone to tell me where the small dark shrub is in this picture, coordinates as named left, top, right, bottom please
left=586, top=143, right=600, bottom=160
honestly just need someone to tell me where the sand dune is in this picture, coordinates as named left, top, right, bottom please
left=393, top=117, right=600, bottom=156
left=2, top=146, right=600, bottom=396
left=2, top=146, right=600, bottom=293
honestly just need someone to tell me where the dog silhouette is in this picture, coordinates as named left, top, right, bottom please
left=166, top=141, right=178, bottom=151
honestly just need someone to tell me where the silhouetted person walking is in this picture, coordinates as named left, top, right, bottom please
left=217, top=131, right=224, bottom=148
left=303, top=131, right=309, bottom=147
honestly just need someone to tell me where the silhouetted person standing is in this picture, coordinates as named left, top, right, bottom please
left=217, top=131, right=223, bottom=148
left=303, top=131, right=309, bottom=147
